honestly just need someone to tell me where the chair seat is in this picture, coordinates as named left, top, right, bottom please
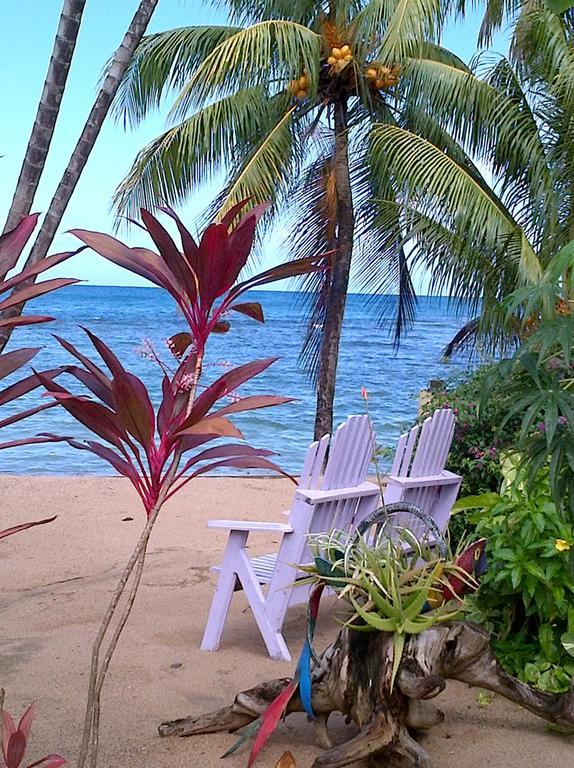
left=212, top=552, right=312, bottom=589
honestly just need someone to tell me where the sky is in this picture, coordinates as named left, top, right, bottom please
left=0, top=1, right=508, bottom=288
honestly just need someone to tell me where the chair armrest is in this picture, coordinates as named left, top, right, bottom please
left=207, top=519, right=294, bottom=533
left=296, top=480, right=381, bottom=504
left=385, top=471, right=461, bottom=489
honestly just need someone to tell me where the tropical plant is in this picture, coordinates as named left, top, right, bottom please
left=417, top=367, right=523, bottom=496
left=0, top=214, right=78, bottom=540
left=110, top=0, right=490, bottom=440
left=0, top=0, right=160, bottom=352
left=481, top=240, right=574, bottom=519
left=0, top=692, right=65, bottom=768
left=39, top=200, right=325, bottom=768
left=369, top=1, right=574, bottom=356
left=305, top=525, right=472, bottom=690
left=456, top=470, right=574, bottom=693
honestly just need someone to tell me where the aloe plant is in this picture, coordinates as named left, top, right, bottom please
left=307, top=527, right=477, bottom=689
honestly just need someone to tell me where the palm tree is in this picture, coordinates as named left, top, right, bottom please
left=368, top=1, right=574, bottom=354
left=2, top=0, right=87, bottom=248
left=0, top=0, right=160, bottom=352
left=112, top=0, right=486, bottom=439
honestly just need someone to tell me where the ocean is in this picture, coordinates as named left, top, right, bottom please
left=0, top=286, right=473, bottom=475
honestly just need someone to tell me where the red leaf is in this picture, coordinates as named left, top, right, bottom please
left=0, top=516, right=57, bottom=541
left=214, top=395, right=294, bottom=417
left=17, top=704, right=35, bottom=741
left=6, top=731, right=26, bottom=768
left=230, top=302, right=264, bottom=323
left=0, top=367, right=64, bottom=406
left=248, top=681, right=298, bottom=768
left=219, top=199, right=251, bottom=230
left=157, top=376, right=174, bottom=436
left=140, top=209, right=198, bottom=303
left=38, top=374, right=126, bottom=449
left=0, top=402, right=57, bottom=431
left=197, top=222, right=228, bottom=306
left=177, top=415, right=244, bottom=439
left=27, top=755, right=66, bottom=768
left=0, top=436, right=67, bottom=451
left=157, top=206, right=200, bottom=276
left=2, top=710, right=16, bottom=763
left=64, top=367, right=114, bottom=408
left=0, top=316, right=54, bottom=329
left=111, top=370, right=155, bottom=450
left=212, top=320, right=230, bottom=333
left=0, top=213, right=39, bottom=276
left=53, top=335, right=111, bottom=391
left=84, top=441, right=145, bottom=490
left=178, top=443, right=275, bottom=472
left=227, top=254, right=329, bottom=303
left=178, top=357, right=278, bottom=429
left=215, top=217, right=255, bottom=297
left=189, top=456, right=291, bottom=480
left=0, top=348, right=40, bottom=381
left=0, top=248, right=82, bottom=296
left=69, top=230, right=180, bottom=296
left=0, top=279, right=79, bottom=313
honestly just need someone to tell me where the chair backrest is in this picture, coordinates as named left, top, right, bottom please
left=293, top=415, right=377, bottom=547
left=390, top=409, right=455, bottom=478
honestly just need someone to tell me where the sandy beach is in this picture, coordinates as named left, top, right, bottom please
left=1, top=475, right=572, bottom=767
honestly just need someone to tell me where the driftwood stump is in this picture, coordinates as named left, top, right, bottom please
left=159, top=622, right=574, bottom=767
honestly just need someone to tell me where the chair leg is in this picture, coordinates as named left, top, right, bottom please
left=200, top=530, right=247, bottom=652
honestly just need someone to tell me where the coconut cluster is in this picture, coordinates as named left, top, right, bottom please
left=365, top=63, right=400, bottom=90
left=289, top=73, right=310, bottom=99
left=327, top=44, right=353, bottom=73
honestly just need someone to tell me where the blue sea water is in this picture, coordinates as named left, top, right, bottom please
left=0, top=286, right=472, bottom=475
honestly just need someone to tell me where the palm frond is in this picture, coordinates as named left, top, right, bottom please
left=113, top=87, right=293, bottom=218
left=169, top=20, right=321, bottom=120
left=113, top=25, right=240, bottom=128
left=372, top=0, right=445, bottom=63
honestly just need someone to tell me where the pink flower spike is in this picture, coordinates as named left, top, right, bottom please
left=361, top=387, right=369, bottom=402
left=2, top=710, right=17, bottom=763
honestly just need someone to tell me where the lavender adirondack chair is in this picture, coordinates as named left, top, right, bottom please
left=383, top=408, right=461, bottom=533
left=200, top=415, right=380, bottom=661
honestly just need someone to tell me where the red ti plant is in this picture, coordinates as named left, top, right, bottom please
left=0, top=693, right=65, bottom=768
left=0, top=214, right=79, bottom=540
left=40, top=200, right=327, bottom=768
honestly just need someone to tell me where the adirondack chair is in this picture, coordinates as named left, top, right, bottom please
left=200, top=415, right=381, bottom=661
left=383, top=408, right=461, bottom=533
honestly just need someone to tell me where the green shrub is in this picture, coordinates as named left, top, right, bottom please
left=456, top=473, right=574, bottom=693
left=420, top=366, right=522, bottom=498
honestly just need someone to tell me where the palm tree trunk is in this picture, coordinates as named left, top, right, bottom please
left=0, top=0, right=159, bottom=352
left=1, top=0, right=87, bottom=257
left=313, top=96, right=354, bottom=440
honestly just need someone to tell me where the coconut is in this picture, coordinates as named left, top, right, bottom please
left=340, top=44, right=350, bottom=54
left=327, top=55, right=337, bottom=65
left=298, top=75, right=309, bottom=88
left=366, top=67, right=378, bottom=79
left=332, top=47, right=342, bottom=58
left=295, top=88, right=307, bottom=99
left=343, top=53, right=353, bottom=61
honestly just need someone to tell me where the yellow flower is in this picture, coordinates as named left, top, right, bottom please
left=555, top=539, right=571, bottom=552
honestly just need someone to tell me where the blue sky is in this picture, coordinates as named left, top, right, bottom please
left=1, top=1, right=507, bottom=288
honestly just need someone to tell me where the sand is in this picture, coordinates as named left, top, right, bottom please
left=1, top=475, right=572, bottom=767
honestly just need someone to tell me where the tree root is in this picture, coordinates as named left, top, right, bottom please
left=159, top=622, right=574, bottom=767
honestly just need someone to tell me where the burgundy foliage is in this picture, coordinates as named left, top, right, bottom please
left=0, top=214, right=79, bottom=540
left=1, top=703, right=65, bottom=768
left=40, top=201, right=327, bottom=515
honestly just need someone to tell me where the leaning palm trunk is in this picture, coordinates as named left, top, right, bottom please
left=0, top=0, right=159, bottom=352
left=2, top=0, right=87, bottom=252
left=314, top=97, right=354, bottom=440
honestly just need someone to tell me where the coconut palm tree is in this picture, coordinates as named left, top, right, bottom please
left=2, top=0, right=87, bottom=248
left=111, top=0, right=491, bottom=439
left=369, top=1, right=574, bottom=354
